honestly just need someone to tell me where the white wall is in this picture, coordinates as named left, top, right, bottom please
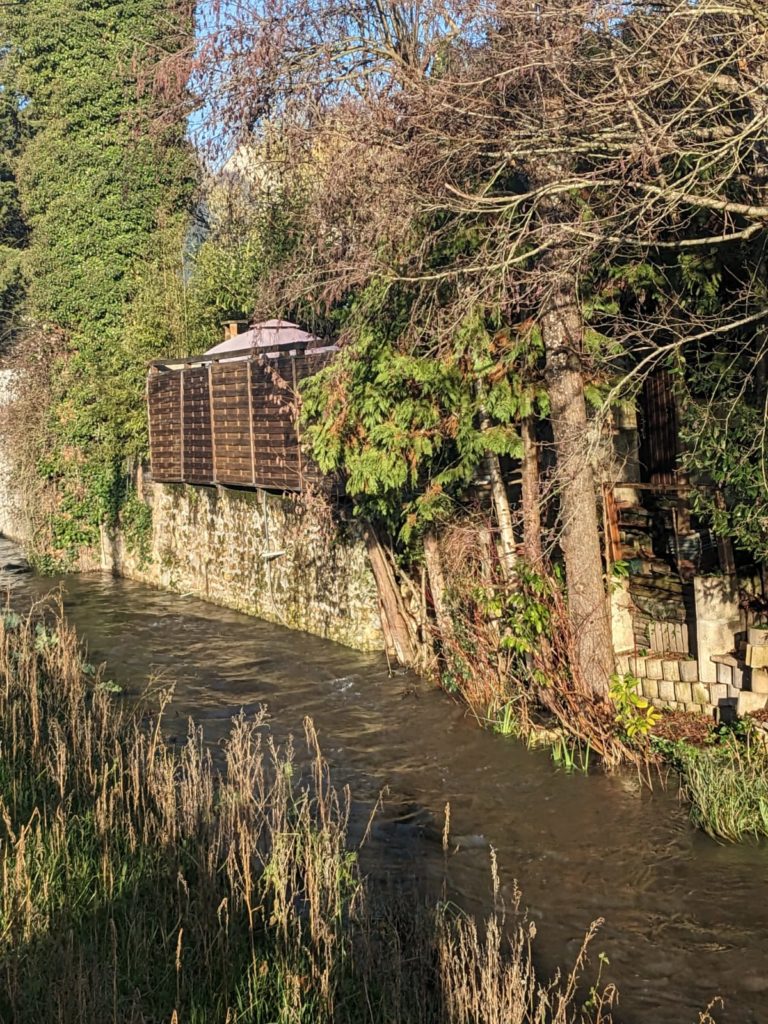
left=0, top=370, right=23, bottom=541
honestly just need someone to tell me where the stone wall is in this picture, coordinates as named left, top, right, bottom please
left=101, top=481, right=385, bottom=653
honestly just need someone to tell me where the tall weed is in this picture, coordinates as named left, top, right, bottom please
left=0, top=598, right=668, bottom=1022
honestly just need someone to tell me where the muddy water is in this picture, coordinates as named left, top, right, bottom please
left=2, top=537, right=767, bottom=1024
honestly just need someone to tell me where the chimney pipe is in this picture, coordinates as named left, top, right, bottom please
left=222, top=319, right=249, bottom=341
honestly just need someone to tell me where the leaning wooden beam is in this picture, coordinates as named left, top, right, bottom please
left=364, top=525, right=417, bottom=667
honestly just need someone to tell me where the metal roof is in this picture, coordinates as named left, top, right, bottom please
left=203, top=319, right=321, bottom=357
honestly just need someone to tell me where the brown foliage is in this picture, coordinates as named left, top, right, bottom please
left=187, top=0, right=768, bottom=356
left=430, top=519, right=637, bottom=766
left=651, top=709, right=715, bottom=747
left=0, top=329, right=68, bottom=560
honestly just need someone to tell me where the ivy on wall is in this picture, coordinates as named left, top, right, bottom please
left=1, top=0, right=196, bottom=561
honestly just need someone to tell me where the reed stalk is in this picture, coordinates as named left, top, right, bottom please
left=0, top=598, right=634, bottom=1022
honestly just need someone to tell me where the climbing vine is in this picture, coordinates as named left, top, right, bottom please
left=0, top=0, right=196, bottom=559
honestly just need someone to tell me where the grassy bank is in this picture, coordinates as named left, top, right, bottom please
left=0, top=600, right=627, bottom=1023
left=651, top=712, right=768, bottom=842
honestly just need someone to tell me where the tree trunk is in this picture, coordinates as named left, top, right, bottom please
left=423, top=530, right=454, bottom=650
left=541, top=272, right=615, bottom=696
left=521, top=416, right=543, bottom=567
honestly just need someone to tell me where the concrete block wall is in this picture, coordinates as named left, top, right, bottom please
left=615, top=652, right=739, bottom=714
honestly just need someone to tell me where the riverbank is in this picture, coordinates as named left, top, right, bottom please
left=491, top=690, right=768, bottom=843
left=2, top=548, right=765, bottom=1022
left=649, top=709, right=768, bottom=841
left=0, top=599, right=626, bottom=1023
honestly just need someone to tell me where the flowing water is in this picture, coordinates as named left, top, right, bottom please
left=2, top=536, right=766, bottom=1024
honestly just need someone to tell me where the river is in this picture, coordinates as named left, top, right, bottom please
left=1, top=536, right=766, bottom=1024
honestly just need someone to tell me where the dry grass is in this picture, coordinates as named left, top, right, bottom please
left=0, top=598, right=635, bottom=1022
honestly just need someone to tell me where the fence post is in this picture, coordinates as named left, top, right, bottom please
left=179, top=367, right=185, bottom=482
left=247, top=358, right=257, bottom=486
left=208, top=362, right=217, bottom=485
left=291, top=354, right=304, bottom=492
left=146, top=370, right=154, bottom=479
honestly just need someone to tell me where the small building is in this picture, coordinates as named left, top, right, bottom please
left=147, top=320, right=337, bottom=492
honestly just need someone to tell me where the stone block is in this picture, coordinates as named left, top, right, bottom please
left=610, top=582, right=636, bottom=655
left=732, top=665, right=745, bottom=690
left=645, top=657, right=663, bottom=680
left=750, top=668, right=768, bottom=695
left=694, top=575, right=741, bottom=683
left=684, top=702, right=701, bottom=714
left=709, top=683, right=729, bottom=704
left=662, top=659, right=681, bottom=682
left=658, top=680, right=676, bottom=703
left=748, top=625, right=768, bottom=646
left=629, top=655, right=647, bottom=676
left=674, top=681, right=693, bottom=703
left=716, top=661, right=733, bottom=687
left=615, top=653, right=630, bottom=676
left=746, top=644, right=768, bottom=670
left=641, top=678, right=659, bottom=700
left=692, top=682, right=712, bottom=706
left=737, top=691, right=768, bottom=717
left=680, top=660, right=698, bottom=683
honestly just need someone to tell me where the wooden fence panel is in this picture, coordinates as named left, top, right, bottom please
left=211, top=361, right=253, bottom=486
left=641, top=370, right=679, bottom=485
left=148, top=371, right=183, bottom=481
left=182, top=366, right=213, bottom=483
left=148, top=347, right=339, bottom=492
left=250, top=360, right=301, bottom=490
